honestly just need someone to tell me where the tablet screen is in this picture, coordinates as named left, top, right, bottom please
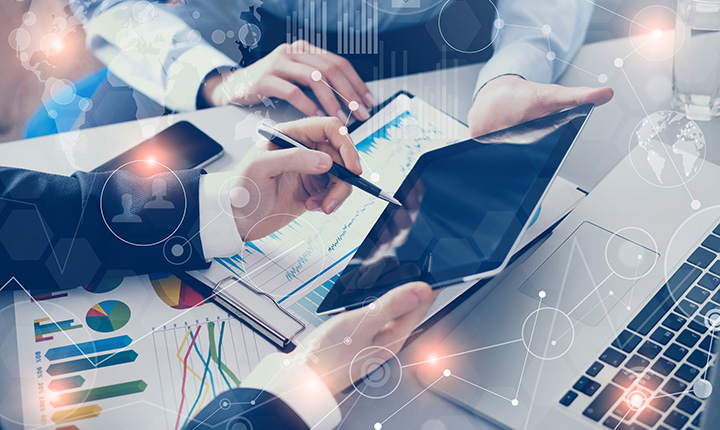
left=317, top=105, right=592, bottom=313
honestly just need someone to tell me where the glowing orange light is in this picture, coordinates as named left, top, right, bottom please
left=626, top=390, right=648, bottom=411
left=145, top=156, right=156, bottom=165
left=653, top=29, right=663, bottom=39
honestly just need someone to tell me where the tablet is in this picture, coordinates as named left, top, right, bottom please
left=316, top=104, right=593, bottom=315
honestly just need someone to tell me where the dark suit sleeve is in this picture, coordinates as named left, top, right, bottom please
left=185, top=388, right=310, bottom=430
left=0, top=166, right=210, bottom=291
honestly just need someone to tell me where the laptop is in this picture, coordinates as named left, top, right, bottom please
left=417, top=121, right=720, bottom=429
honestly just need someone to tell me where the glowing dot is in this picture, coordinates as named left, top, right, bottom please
left=637, top=254, right=643, bottom=260
left=283, top=358, right=291, bottom=367
left=344, top=336, right=352, bottom=345
left=348, top=101, right=359, bottom=111
left=609, top=291, right=614, bottom=296
left=187, top=30, right=202, bottom=44
left=538, top=291, right=546, bottom=299
left=443, top=369, right=451, bottom=377
left=311, top=70, right=322, bottom=82
left=47, top=109, right=57, bottom=119
left=374, top=423, right=383, bottom=430
left=19, top=52, right=29, bottom=62
left=226, top=30, right=234, bottom=38
left=598, top=74, right=608, bottom=84
left=511, top=399, right=519, bottom=406
left=339, top=126, right=348, bottom=136
left=250, top=400, right=256, bottom=405
left=627, top=391, right=647, bottom=410
left=192, top=10, right=200, bottom=19
left=546, top=51, right=556, bottom=61
left=371, top=172, right=380, bottom=182
left=171, top=244, right=184, bottom=257
left=614, top=58, right=624, bottom=68
left=541, top=25, right=552, bottom=35
left=551, top=340, right=557, bottom=346
left=368, top=302, right=376, bottom=310
left=626, top=306, right=632, bottom=311
left=230, top=186, right=251, bottom=209
left=494, top=18, right=504, bottom=29
left=427, top=354, right=438, bottom=363
left=691, top=199, right=701, bottom=210
left=653, top=29, right=663, bottom=38
left=693, top=379, right=713, bottom=399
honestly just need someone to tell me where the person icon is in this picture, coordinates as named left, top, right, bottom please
left=112, top=193, right=142, bottom=223
left=144, top=178, right=175, bottom=209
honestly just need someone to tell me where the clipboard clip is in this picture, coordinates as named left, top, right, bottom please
left=212, top=276, right=306, bottom=350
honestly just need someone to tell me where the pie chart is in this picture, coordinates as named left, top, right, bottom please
left=86, top=300, right=131, bottom=333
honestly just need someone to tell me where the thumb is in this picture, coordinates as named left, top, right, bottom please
left=369, top=282, right=433, bottom=329
left=546, top=85, right=614, bottom=111
left=250, top=148, right=333, bottom=178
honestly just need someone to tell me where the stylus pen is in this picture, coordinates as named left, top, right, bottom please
left=257, top=123, right=402, bottom=206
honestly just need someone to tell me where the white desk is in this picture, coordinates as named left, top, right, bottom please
left=2, top=36, right=719, bottom=429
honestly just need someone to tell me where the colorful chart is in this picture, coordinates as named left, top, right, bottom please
left=84, top=277, right=123, bottom=294
left=149, top=273, right=206, bottom=310
left=86, top=301, right=131, bottom=333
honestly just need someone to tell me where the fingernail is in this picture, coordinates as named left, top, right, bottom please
left=412, top=283, right=431, bottom=304
left=316, top=155, right=331, bottom=170
left=307, top=199, right=322, bottom=211
left=316, top=110, right=324, bottom=117
left=336, top=109, right=348, bottom=123
left=325, top=200, right=338, bottom=214
left=365, top=92, right=376, bottom=106
left=357, top=104, right=370, bottom=121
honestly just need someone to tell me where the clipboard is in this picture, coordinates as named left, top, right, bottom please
left=179, top=90, right=465, bottom=351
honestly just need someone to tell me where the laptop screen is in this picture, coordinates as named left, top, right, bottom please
left=317, top=105, right=592, bottom=314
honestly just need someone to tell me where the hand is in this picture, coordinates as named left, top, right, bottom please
left=201, top=40, right=374, bottom=122
left=229, top=117, right=362, bottom=241
left=467, top=75, right=614, bottom=138
left=288, top=282, right=437, bottom=396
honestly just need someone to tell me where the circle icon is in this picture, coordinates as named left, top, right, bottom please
left=350, top=346, right=403, bottom=399
left=521, top=307, right=574, bottom=360
left=704, top=308, right=720, bottom=332
left=629, top=5, right=684, bottom=62
left=238, top=23, right=261, bottom=48
left=163, top=236, right=193, bottom=265
left=628, top=111, right=705, bottom=188
left=86, top=300, right=131, bottom=333
left=438, top=0, right=499, bottom=54
left=100, top=160, right=187, bottom=247
left=604, top=227, right=658, bottom=280
left=693, top=379, right=713, bottom=399
left=626, top=390, right=648, bottom=411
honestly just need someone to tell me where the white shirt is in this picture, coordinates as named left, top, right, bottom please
left=72, top=0, right=593, bottom=112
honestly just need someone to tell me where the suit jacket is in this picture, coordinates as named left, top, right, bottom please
left=185, top=388, right=309, bottom=430
left=0, top=166, right=210, bottom=291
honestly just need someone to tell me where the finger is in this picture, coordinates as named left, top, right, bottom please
left=274, top=61, right=342, bottom=118
left=257, top=75, right=320, bottom=117
left=368, top=282, right=433, bottom=330
left=541, top=85, right=615, bottom=112
left=277, top=117, right=362, bottom=174
left=373, top=288, right=439, bottom=348
left=249, top=146, right=332, bottom=178
left=319, top=177, right=353, bottom=214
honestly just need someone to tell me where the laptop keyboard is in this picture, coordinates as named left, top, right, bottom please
left=560, top=222, right=720, bottom=430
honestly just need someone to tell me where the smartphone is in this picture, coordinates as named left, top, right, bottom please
left=92, top=121, right=224, bottom=176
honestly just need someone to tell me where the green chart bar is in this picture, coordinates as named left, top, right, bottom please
left=48, top=375, right=85, bottom=391
left=47, top=350, right=138, bottom=376
left=50, top=380, right=147, bottom=408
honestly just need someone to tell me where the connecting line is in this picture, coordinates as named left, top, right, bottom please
left=380, top=375, right=444, bottom=425
left=502, top=23, right=542, bottom=30
left=400, top=339, right=524, bottom=368
left=566, top=272, right=614, bottom=317
left=319, top=78, right=351, bottom=105
left=310, top=390, right=357, bottom=430
left=553, top=57, right=600, bottom=78
left=704, top=335, right=716, bottom=379
left=515, top=297, right=544, bottom=399
left=615, top=407, right=633, bottom=430
left=619, top=67, right=696, bottom=202
left=622, top=36, right=655, bottom=61
left=554, top=292, right=613, bottom=343
left=579, top=0, right=654, bottom=31
left=451, top=374, right=515, bottom=403
left=626, top=258, right=643, bottom=307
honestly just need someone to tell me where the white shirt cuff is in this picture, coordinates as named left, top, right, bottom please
left=198, top=172, right=245, bottom=260
left=165, top=43, right=236, bottom=112
left=474, top=43, right=553, bottom=96
left=242, top=352, right=342, bottom=430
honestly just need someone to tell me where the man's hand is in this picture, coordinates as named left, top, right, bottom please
left=289, top=282, right=437, bottom=396
left=201, top=40, right=374, bottom=122
left=467, top=75, right=614, bottom=138
left=229, top=117, right=362, bottom=241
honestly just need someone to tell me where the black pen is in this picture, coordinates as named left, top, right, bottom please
left=257, top=123, right=402, bottom=206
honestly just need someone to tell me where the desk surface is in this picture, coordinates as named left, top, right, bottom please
left=2, top=35, right=719, bottom=429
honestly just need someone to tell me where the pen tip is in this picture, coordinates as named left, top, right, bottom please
left=379, top=191, right=402, bottom=206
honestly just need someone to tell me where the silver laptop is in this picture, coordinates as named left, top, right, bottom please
left=417, top=116, right=720, bottom=430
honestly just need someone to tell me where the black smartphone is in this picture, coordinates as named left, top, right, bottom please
left=92, top=121, right=224, bottom=176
